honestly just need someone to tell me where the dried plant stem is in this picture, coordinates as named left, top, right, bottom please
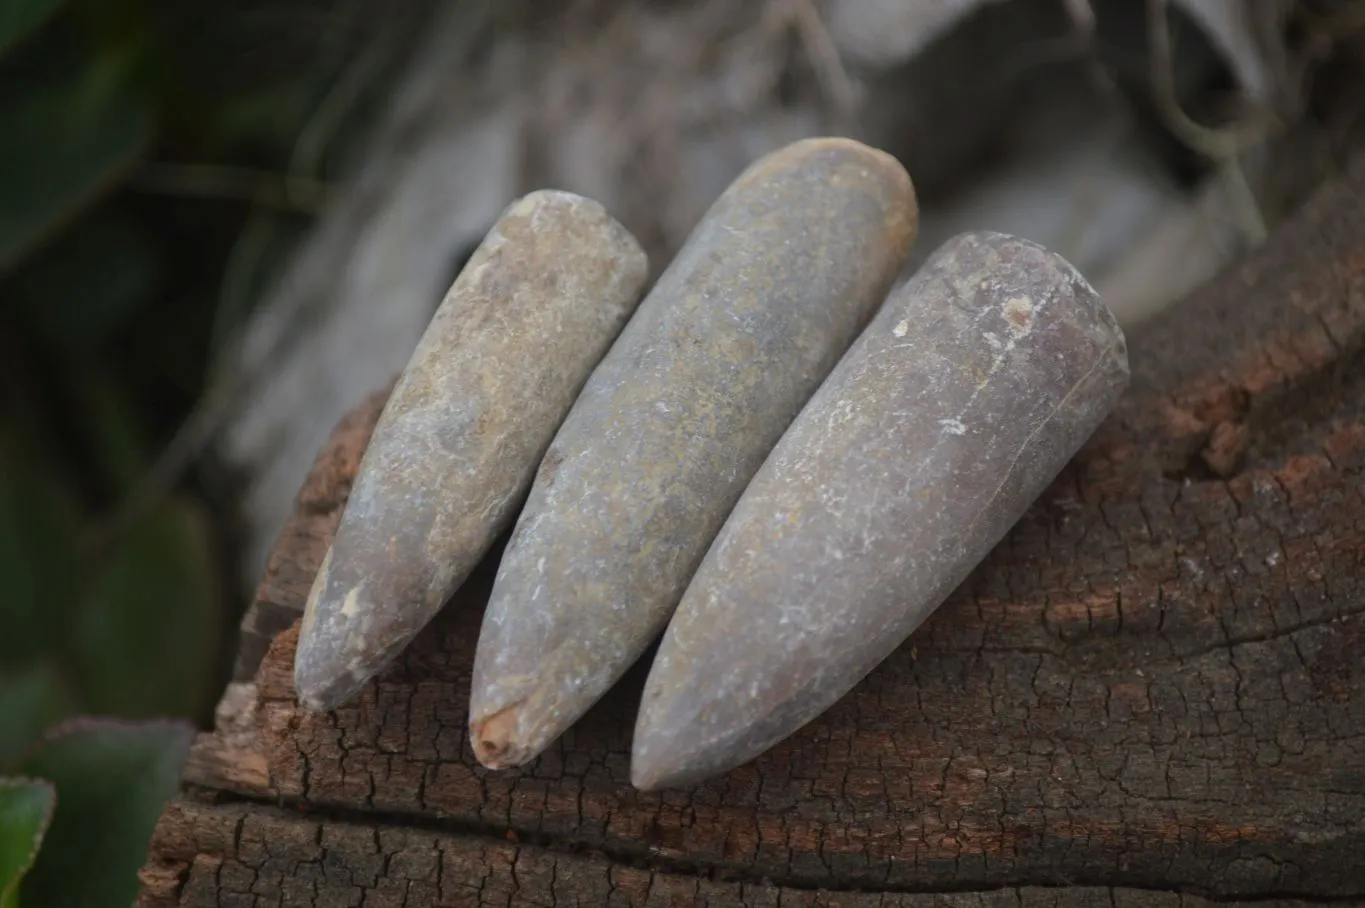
left=765, top=0, right=859, bottom=116
left=1146, top=0, right=1272, bottom=243
left=129, top=163, right=331, bottom=213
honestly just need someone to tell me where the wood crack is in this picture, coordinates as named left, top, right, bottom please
left=154, top=794, right=1365, bottom=904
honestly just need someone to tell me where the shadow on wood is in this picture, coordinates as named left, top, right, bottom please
left=139, top=156, right=1365, bottom=907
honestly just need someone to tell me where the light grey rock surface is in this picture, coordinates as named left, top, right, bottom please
left=294, top=190, right=648, bottom=712
left=468, top=137, right=920, bottom=769
left=632, top=230, right=1129, bottom=790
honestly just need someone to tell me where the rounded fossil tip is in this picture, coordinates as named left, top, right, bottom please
left=469, top=702, right=538, bottom=770
left=735, top=136, right=918, bottom=249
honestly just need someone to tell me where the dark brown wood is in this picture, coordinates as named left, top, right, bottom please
left=232, top=384, right=393, bottom=683
left=139, top=156, right=1365, bottom=907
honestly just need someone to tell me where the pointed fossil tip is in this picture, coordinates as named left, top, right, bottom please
left=293, top=660, right=358, bottom=714
left=467, top=618, right=618, bottom=770
left=627, top=754, right=674, bottom=793
left=629, top=710, right=726, bottom=792
left=293, top=579, right=373, bottom=713
left=630, top=667, right=768, bottom=791
left=469, top=702, right=536, bottom=769
left=295, top=686, right=333, bottom=715
left=292, top=550, right=410, bottom=713
left=292, top=644, right=367, bottom=714
left=629, top=734, right=706, bottom=792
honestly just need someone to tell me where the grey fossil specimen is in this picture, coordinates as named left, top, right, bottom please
left=631, top=231, right=1129, bottom=790
left=293, top=190, right=648, bottom=713
left=468, top=137, right=920, bottom=768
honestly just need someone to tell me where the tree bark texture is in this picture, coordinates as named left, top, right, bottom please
left=139, top=156, right=1365, bottom=906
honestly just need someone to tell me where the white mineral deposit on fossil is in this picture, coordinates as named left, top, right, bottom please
left=468, top=137, right=920, bottom=769
left=631, top=231, right=1130, bottom=790
left=293, top=190, right=648, bottom=713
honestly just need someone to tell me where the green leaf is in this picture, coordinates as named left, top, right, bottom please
left=0, top=57, right=154, bottom=272
left=0, top=0, right=65, bottom=58
left=70, top=498, right=223, bottom=721
left=7, top=211, right=162, bottom=350
left=0, top=777, right=55, bottom=908
left=0, top=436, right=85, bottom=667
left=0, top=664, right=75, bottom=769
left=18, top=719, right=192, bottom=908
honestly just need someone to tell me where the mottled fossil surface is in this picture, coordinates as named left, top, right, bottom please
left=634, top=231, right=1129, bottom=789
left=468, top=137, right=919, bottom=768
left=293, top=190, right=648, bottom=712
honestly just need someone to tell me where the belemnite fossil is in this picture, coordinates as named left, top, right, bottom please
left=467, top=137, right=920, bottom=769
left=630, top=231, right=1129, bottom=790
left=290, top=139, right=1129, bottom=794
left=293, top=190, right=648, bottom=713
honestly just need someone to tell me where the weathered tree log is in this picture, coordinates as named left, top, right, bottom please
left=139, top=155, right=1365, bottom=906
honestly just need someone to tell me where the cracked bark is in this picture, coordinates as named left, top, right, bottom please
left=140, top=156, right=1365, bottom=907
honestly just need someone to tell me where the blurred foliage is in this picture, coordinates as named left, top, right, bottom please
left=0, top=0, right=424, bottom=901
left=14, top=720, right=193, bottom=907
left=0, top=777, right=53, bottom=908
